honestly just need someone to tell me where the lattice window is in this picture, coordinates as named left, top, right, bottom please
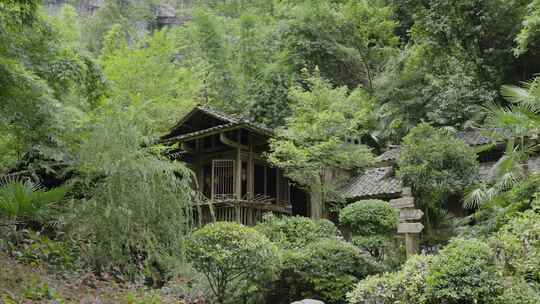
left=212, top=159, right=235, bottom=201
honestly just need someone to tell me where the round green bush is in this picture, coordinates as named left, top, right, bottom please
left=186, top=222, right=280, bottom=304
left=425, top=238, right=503, bottom=304
left=339, top=200, right=398, bottom=236
left=255, top=214, right=340, bottom=249
left=278, top=238, right=380, bottom=304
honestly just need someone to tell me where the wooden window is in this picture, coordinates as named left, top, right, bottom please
left=212, top=159, right=235, bottom=201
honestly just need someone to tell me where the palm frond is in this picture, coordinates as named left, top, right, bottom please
left=501, top=85, right=533, bottom=105
left=463, top=186, right=488, bottom=209
left=0, top=177, right=66, bottom=225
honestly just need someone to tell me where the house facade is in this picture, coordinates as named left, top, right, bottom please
left=160, top=106, right=310, bottom=226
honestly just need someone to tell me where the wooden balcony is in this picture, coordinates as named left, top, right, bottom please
left=194, top=198, right=292, bottom=226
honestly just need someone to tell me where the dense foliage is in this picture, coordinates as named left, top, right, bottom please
left=268, top=70, right=374, bottom=218
left=257, top=215, right=379, bottom=304
left=398, top=123, right=479, bottom=235
left=3, top=0, right=540, bottom=302
left=255, top=214, right=340, bottom=249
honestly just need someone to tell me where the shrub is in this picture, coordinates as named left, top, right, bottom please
left=491, top=210, right=540, bottom=284
left=255, top=214, right=340, bottom=249
left=0, top=178, right=66, bottom=228
left=346, top=272, right=399, bottom=304
left=340, top=200, right=398, bottom=236
left=186, top=222, right=280, bottom=304
left=277, top=238, right=380, bottom=304
left=495, top=277, right=540, bottom=304
left=340, top=200, right=398, bottom=259
left=9, top=230, right=76, bottom=271
left=347, top=254, right=432, bottom=304
left=425, top=238, right=503, bottom=304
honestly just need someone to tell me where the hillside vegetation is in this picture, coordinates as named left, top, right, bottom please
left=2, top=0, right=540, bottom=303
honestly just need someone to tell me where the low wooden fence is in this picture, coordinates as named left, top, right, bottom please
left=195, top=199, right=292, bottom=226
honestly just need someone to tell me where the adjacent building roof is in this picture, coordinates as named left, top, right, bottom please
left=341, top=166, right=402, bottom=200
left=342, top=129, right=504, bottom=200
left=477, top=155, right=540, bottom=182
left=376, top=145, right=401, bottom=163
left=455, top=129, right=497, bottom=146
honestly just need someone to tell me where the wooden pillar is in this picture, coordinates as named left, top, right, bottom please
left=276, top=168, right=280, bottom=205
left=195, top=139, right=204, bottom=193
left=248, top=135, right=254, bottom=199
left=235, top=147, right=242, bottom=223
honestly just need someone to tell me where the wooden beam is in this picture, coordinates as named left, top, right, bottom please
left=180, top=142, right=196, bottom=153
left=220, top=132, right=249, bottom=150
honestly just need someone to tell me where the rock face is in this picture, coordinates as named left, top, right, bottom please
left=155, top=4, right=178, bottom=28
left=43, top=0, right=104, bottom=15
left=291, top=300, right=325, bottom=304
left=43, top=0, right=67, bottom=15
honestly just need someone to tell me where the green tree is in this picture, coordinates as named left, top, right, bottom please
left=100, top=26, right=199, bottom=135
left=375, top=45, right=497, bottom=140
left=278, top=0, right=398, bottom=90
left=186, top=222, right=280, bottom=304
left=0, top=0, right=105, bottom=171
left=515, top=0, right=540, bottom=56
left=374, top=0, right=530, bottom=141
left=72, top=114, right=196, bottom=281
left=268, top=70, right=373, bottom=219
left=398, top=124, right=478, bottom=230
left=80, top=0, right=155, bottom=54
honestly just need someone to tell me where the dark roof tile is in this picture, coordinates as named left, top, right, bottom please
left=376, top=146, right=401, bottom=163
left=341, top=166, right=402, bottom=199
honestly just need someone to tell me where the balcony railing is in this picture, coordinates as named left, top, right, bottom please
left=195, top=198, right=292, bottom=226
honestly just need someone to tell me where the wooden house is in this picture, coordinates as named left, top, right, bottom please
left=160, top=106, right=310, bottom=226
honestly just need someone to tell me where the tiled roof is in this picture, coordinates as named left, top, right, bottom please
left=477, top=155, right=540, bottom=182
left=162, top=123, right=239, bottom=143
left=163, top=105, right=273, bottom=143
left=373, top=129, right=499, bottom=165
left=341, top=166, right=402, bottom=200
left=376, top=146, right=401, bottom=163
left=455, top=129, right=496, bottom=146
left=197, top=105, right=241, bottom=124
